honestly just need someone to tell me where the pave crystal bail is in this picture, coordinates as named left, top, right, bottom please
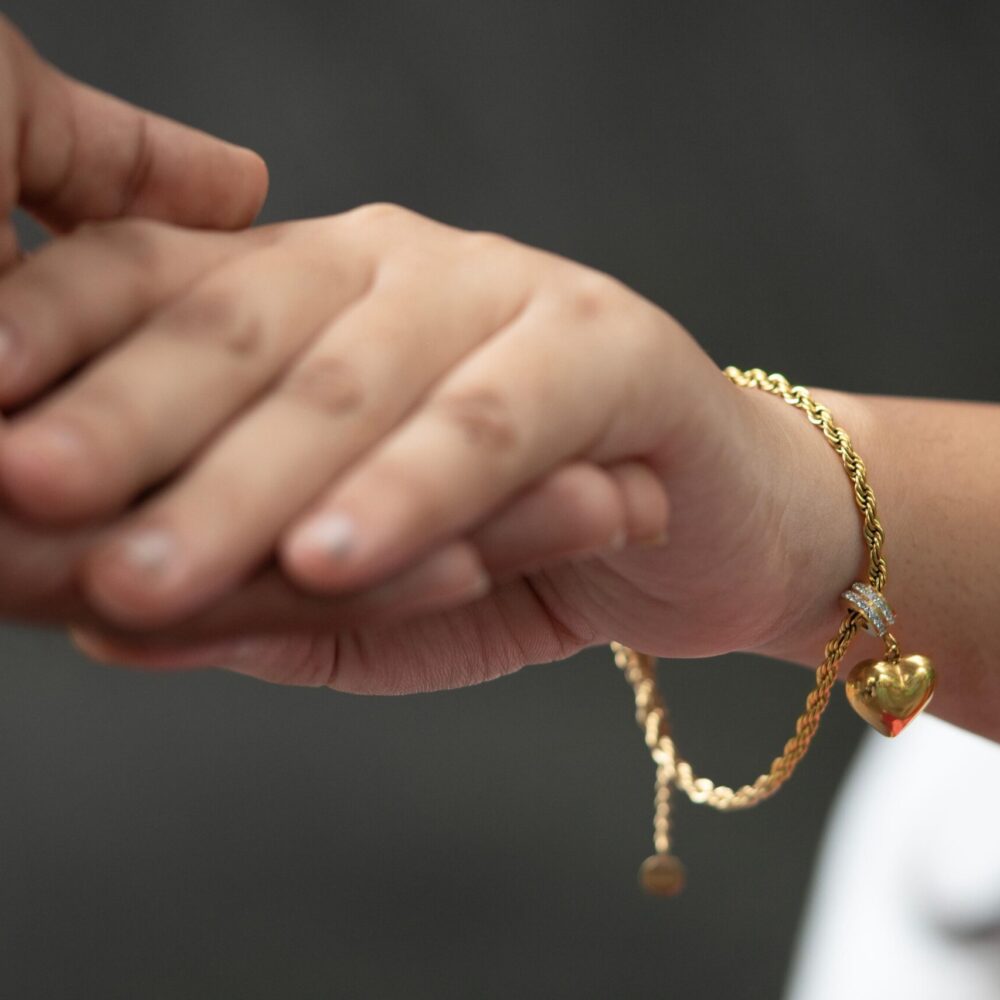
left=840, top=581, right=895, bottom=637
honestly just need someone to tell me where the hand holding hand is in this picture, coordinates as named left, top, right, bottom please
left=0, top=205, right=863, bottom=694
left=0, top=15, right=273, bottom=641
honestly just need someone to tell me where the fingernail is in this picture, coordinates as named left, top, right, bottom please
left=110, top=527, right=176, bottom=577
left=460, top=568, right=492, bottom=601
left=406, top=566, right=492, bottom=607
left=293, top=511, right=357, bottom=560
left=637, top=529, right=669, bottom=546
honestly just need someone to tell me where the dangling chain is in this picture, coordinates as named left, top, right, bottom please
left=611, top=366, right=926, bottom=897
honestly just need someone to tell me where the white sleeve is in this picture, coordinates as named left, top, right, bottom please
left=782, top=713, right=1000, bottom=1000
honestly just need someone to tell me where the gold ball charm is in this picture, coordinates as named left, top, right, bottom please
left=638, top=853, right=686, bottom=897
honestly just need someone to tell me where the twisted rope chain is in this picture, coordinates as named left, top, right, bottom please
left=611, top=366, right=897, bottom=890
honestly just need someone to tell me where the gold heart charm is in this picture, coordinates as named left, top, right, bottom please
left=846, top=653, right=936, bottom=737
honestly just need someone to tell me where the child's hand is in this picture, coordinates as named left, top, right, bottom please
left=0, top=14, right=268, bottom=268
left=0, top=205, right=865, bottom=692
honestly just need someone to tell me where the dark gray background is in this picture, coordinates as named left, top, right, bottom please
left=2, top=2, right=998, bottom=998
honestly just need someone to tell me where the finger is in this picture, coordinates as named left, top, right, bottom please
left=0, top=511, right=100, bottom=625
left=0, top=216, right=20, bottom=273
left=1, top=17, right=268, bottom=231
left=70, top=457, right=669, bottom=648
left=604, top=459, right=670, bottom=544
left=468, top=459, right=670, bottom=580
left=75, top=245, right=532, bottom=628
left=0, top=229, right=369, bottom=524
left=70, top=538, right=492, bottom=678
left=67, top=569, right=579, bottom=695
left=0, top=219, right=253, bottom=407
left=280, top=279, right=638, bottom=592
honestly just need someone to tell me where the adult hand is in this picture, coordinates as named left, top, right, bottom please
left=0, top=14, right=268, bottom=269
left=0, top=206, right=865, bottom=693
left=0, top=13, right=267, bottom=641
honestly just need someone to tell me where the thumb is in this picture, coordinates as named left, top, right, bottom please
left=1, top=16, right=269, bottom=234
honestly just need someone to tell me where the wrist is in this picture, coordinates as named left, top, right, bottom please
left=740, top=384, right=887, bottom=675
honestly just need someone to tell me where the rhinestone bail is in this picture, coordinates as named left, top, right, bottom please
left=840, top=580, right=895, bottom=637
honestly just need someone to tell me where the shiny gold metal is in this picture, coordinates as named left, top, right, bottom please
left=846, top=653, right=936, bottom=737
left=638, top=853, right=686, bottom=896
left=612, top=367, right=936, bottom=896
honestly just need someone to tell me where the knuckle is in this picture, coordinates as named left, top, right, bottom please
left=117, top=112, right=155, bottom=216
left=562, top=266, right=626, bottom=322
left=342, top=201, right=412, bottom=228
left=429, top=385, right=520, bottom=453
left=461, top=229, right=515, bottom=256
left=156, top=287, right=263, bottom=359
left=278, top=355, right=366, bottom=417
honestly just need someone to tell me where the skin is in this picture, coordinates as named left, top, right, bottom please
left=0, top=207, right=827, bottom=691
left=7, top=205, right=993, bottom=752
left=0, top=14, right=268, bottom=266
left=0, top=41, right=992, bottom=740
left=753, top=387, right=1000, bottom=745
left=0, top=6, right=269, bottom=527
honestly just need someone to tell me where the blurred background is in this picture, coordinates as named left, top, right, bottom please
left=2, top=2, right=998, bottom=997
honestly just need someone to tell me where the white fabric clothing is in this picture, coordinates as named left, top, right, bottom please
left=784, top=713, right=1000, bottom=1000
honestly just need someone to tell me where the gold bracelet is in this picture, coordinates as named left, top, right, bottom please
left=611, top=366, right=937, bottom=897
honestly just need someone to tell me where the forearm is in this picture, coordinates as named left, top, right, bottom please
left=751, top=385, right=1000, bottom=744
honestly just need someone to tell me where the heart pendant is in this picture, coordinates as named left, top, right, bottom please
left=845, top=653, right=936, bottom=737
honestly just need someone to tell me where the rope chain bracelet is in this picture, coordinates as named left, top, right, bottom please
left=611, top=366, right=937, bottom=897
